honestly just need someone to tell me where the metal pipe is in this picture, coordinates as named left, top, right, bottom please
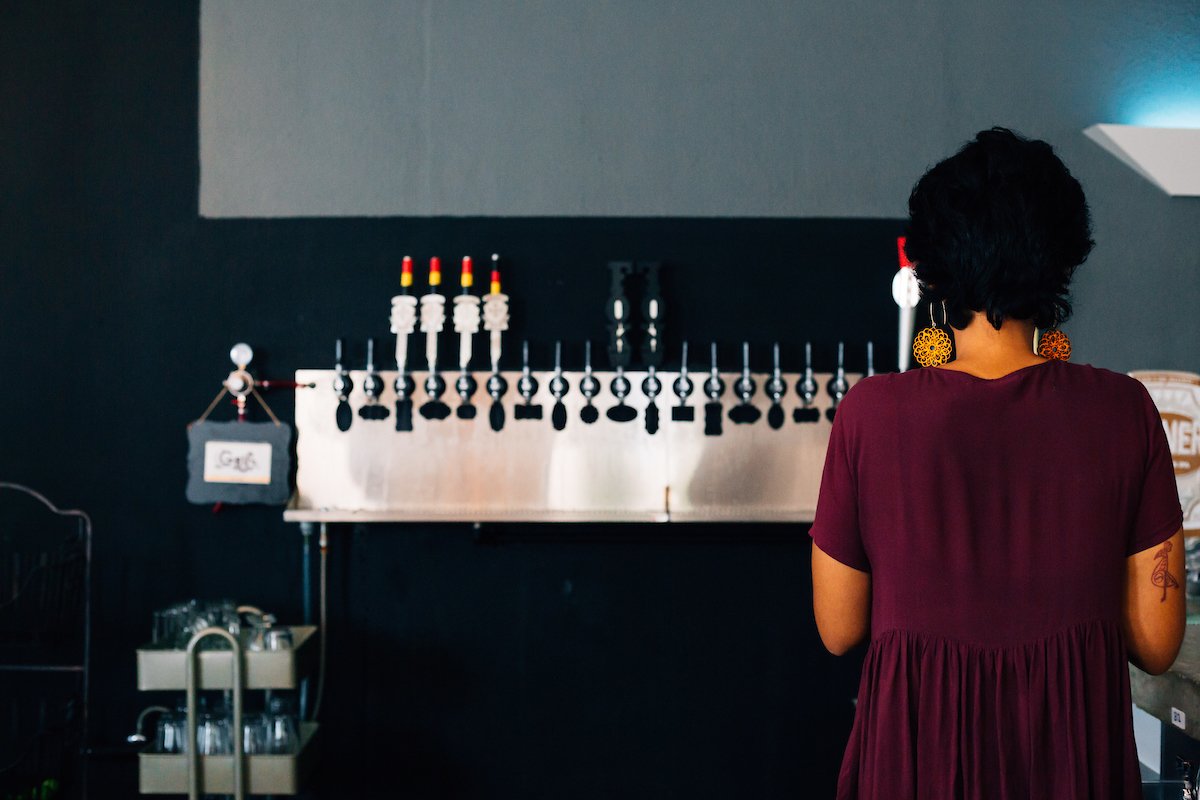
left=312, top=522, right=330, bottom=721
left=299, top=521, right=314, bottom=721
left=185, top=627, right=244, bottom=800
left=300, top=522, right=314, bottom=625
left=126, top=705, right=171, bottom=744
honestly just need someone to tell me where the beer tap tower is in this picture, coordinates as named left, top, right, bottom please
left=579, top=341, right=600, bottom=424
left=729, top=342, right=761, bottom=425
left=515, top=341, right=543, bottom=420
left=640, top=263, right=664, bottom=434
left=332, top=338, right=354, bottom=433
left=766, top=343, right=787, bottom=429
left=671, top=341, right=695, bottom=422
left=482, top=255, right=510, bottom=431
left=605, top=262, right=637, bottom=422
left=893, top=238, right=921, bottom=372
left=826, top=341, right=850, bottom=421
left=794, top=342, right=820, bottom=423
left=390, top=256, right=418, bottom=431
left=289, top=259, right=872, bottom=524
left=419, top=257, right=451, bottom=420
left=703, top=342, right=725, bottom=436
left=452, top=257, right=481, bottom=420
left=549, top=341, right=569, bottom=431
left=358, top=338, right=388, bottom=421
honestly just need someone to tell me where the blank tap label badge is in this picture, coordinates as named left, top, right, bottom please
left=203, top=440, right=273, bottom=484
left=1131, top=371, right=1200, bottom=531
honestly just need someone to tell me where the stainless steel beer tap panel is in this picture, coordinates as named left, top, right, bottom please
left=286, top=367, right=858, bottom=524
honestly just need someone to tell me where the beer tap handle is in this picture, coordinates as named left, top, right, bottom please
left=826, top=341, right=850, bottom=422
left=333, top=338, right=355, bottom=432
left=482, top=255, right=509, bottom=431
left=391, top=255, right=417, bottom=366
left=455, top=373, right=479, bottom=419
left=363, top=337, right=380, bottom=395
left=606, top=261, right=634, bottom=369
left=729, top=341, right=761, bottom=425
left=550, top=340, right=570, bottom=431
left=866, top=341, right=876, bottom=378
left=580, top=341, right=600, bottom=424
left=671, top=340, right=695, bottom=422
left=419, top=257, right=450, bottom=420
left=703, top=342, right=725, bottom=436
left=453, top=257, right=480, bottom=420
left=359, top=338, right=390, bottom=421
left=486, top=368, right=508, bottom=432
left=391, top=257, right=418, bottom=431
left=894, top=237, right=920, bottom=372
left=605, top=266, right=637, bottom=421
left=640, top=262, right=664, bottom=368
left=642, top=365, right=662, bottom=434
left=483, top=255, right=509, bottom=371
left=421, top=257, right=444, bottom=374
left=766, top=342, right=786, bottom=429
left=514, top=341, right=543, bottom=421
left=736, top=342, right=755, bottom=401
left=793, top=340, right=820, bottom=424
left=606, top=365, right=637, bottom=423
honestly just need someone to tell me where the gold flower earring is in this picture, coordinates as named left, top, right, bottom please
left=913, top=300, right=953, bottom=367
left=1035, top=326, right=1072, bottom=361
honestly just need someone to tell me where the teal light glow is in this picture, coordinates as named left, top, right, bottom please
left=1120, top=52, right=1200, bottom=128
left=1126, top=90, right=1200, bottom=129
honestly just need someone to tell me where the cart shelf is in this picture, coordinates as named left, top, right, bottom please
left=138, top=722, right=318, bottom=796
left=136, top=626, right=317, bottom=691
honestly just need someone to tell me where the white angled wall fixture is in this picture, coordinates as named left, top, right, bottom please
left=1084, top=124, right=1200, bottom=196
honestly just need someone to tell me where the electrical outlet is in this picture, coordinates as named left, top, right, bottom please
left=1172, top=707, right=1187, bottom=730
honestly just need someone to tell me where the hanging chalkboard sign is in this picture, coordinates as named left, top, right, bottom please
left=186, top=421, right=293, bottom=505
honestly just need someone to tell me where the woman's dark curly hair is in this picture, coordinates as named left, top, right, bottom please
left=903, top=127, right=1094, bottom=331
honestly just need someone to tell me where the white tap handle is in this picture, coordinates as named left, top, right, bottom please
left=892, top=267, right=920, bottom=373
left=420, top=293, right=446, bottom=372
left=453, top=295, right=481, bottom=371
left=482, top=293, right=509, bottom=332
left=899, top=306, right=916, bottom=372
left=482, top=293, right=509, bottom=372
left=390, top=295, right=418, bottom=371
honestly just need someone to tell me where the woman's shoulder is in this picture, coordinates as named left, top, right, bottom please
left=1049, top=361, right=1155, bottom=403
left=837, top=372, right=898, bottom=417
left=843, top=361, right=1151, bottom=407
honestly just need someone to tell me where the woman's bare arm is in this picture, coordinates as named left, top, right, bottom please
left=811, top=541, right=872, bottom=656
left=1124, top=528, right=1186, bottom=675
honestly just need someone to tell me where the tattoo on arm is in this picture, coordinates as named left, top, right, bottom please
left=1151, top=541, right=1180, bottom=603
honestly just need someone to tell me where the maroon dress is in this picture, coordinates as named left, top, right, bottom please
left=810, top=359, right=1183, bottom=799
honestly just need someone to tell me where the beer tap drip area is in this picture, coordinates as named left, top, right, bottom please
left=286, top=257, right=873, bottom=525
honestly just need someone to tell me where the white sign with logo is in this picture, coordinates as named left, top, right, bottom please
left=1131, top=371, right=1200, bottom=531
left=203, top=440, right=273, bottom=484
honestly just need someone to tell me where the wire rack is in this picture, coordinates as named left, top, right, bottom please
left=0, top=483, right=92, bottom=799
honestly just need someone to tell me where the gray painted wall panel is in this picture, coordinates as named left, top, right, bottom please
left=199, top=0, right=1200, bottom=373
left=199, top=0, right=1195, bottom=218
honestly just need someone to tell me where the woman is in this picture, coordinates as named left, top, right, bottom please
left=810, top=127, right=1184, bottom=799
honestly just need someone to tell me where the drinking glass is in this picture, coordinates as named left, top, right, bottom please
left=155, top=711, right=189, bottom=754
left=197, top=711, right=232, bottom=755
left=242, top=713, right=269, bottom=754
left=266, top=696, right=298, bottom=754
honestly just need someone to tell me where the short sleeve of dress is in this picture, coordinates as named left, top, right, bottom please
left=1127, top=383, right=1184, bottom=556
left=809, top=396, right=869, bottom=572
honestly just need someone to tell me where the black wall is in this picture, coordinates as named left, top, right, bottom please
left=0, top=3, right=907, bottom=797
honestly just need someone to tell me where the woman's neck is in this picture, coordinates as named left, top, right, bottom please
left=936, top=311, right=1049, bottom=378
